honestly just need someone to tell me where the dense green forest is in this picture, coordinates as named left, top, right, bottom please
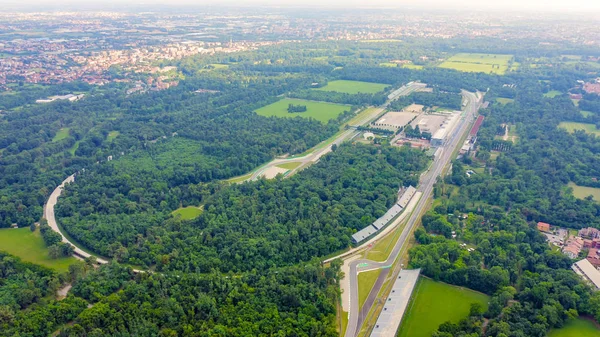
left=56, top=143, right=429, bottom=270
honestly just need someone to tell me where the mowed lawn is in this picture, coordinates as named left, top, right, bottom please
left=398, top=277, right=489, bottom=337
left=568, top=182, right=600, bottom=202
left=171, top=206, right=203, bottom=220
left=548, top=318, right=600, bottom=337
left=0, top=228, right=76, bottom=272
left=255, top=98, right=350, bottom=123
left=438, top=53, right=513, bottom=75
left=558, top=122, right=600, bottom=137
left=315, top=80, right=389, bottom=94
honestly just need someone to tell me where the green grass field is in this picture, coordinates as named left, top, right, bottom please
left=52, top=127, right=70, bottom=142
left=544, top=90, right=562, bottom=98
left=548, top=318, right=600, bottom=337
left=402, top=64, right=424, bottom=70
left=0, top=228, right=76, bottom=272
left=398, top=277, right=489, bottom=337
left=558, top=122, right=600, bottom=137
left=379, top=62, right=398, bottom=68
left=496, top=97, right=515, bottom=105
left=69, top=141, right=80, bottom=156
left=438, top=53, right=512, bottom=75
left=276, top=162, right=302, bottom=170
left=568, top=182, right=600, bottom=202
left=107, top=131, right=120, bottom=141
left=315, top=80, right=389, bottom=94
left=358, top=269, right=382, bottom=309
left=581, top=111, right=593, bottom=117
left=255, top=98, right=350, bottom=123
left=366, top=226, right=403, bottom=262
left=171, top=206, right=203, bottom=220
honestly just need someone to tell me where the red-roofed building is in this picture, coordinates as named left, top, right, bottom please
left=537, top=222, right=551, bottom=233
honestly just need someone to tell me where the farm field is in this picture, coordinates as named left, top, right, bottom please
left=0, top=228, right=76, bottom=272
left=358, top=269, right=382, bottom=309
left=255, top=98, right=350, bottom=123
left=544, top=90, right=562, bottom=98
left=171, top=206, right=203, bottom=220
left=315, top=80, right=389, bottom=94
left=438, top=53, right=512, bottom=75
left=558, top=122, right=600, bottom=137
left=398, top=277, right=489, bottom=337
left=568, top=182, right=600, bottom=202
left=52, top=127, right=70, bottom=142
left=496, top=97, right=514, bottom=105
left=548, top=318, right=600, bottom=337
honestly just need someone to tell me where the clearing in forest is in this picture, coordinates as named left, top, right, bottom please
left=544, top=90, right=562, bottom=98
left=568, top=182, right=600, bottom=202
left=548, top=318, right=600, bottom=337
left=438, top=53, right=513, bottom=75
left=0, top=228, right=76, bottom=272
left=398, top=277, right=489, bottom=337
left=52, top=127, right=70, bottom=142
left=496, top=97, right=514, bottom=105
left=314, top=80, right=389, bottom=94
left=171, top=206, right=203, bottom=220
left=558, top=122, right=600, bottom=137
left=255, top=98, right=350, bottom=123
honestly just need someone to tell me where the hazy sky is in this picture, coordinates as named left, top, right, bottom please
left=6, top=0, right=600, bottom=12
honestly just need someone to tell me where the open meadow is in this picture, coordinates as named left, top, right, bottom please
left=548, top=318, right=600, bottom=337
left=558, top=122, right=600, bottom=137
left=0, top=227, right=76, bottom=272
left=315, top=80, right=389, bottom=94
left=438, top=53, right=513, bottom=75
left=171, top=206, right=203, bottom=220
left=568, top=182, right=600, bottom=202
left=52, top=127, right=70, bottom=142
left=398, top=277, right=489, bottom=337
left=255, top=98, right=350, bottom=123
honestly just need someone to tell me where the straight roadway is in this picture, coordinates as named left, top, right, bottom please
left=343, top=90, right=483, bottom=337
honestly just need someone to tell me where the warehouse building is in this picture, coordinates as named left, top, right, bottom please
left=572, top=259, right=600, bottom=290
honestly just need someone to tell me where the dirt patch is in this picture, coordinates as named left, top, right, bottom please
left=261, top=166, right=288, bottom=179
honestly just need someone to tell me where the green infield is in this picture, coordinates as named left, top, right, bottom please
left=559, top=122, right=600, bottom=137
left=438, top=53, right=513, bottom=75
left=171, top=206, right=203, bottom=220
left=398, top=277, right=489, bottom=337
left=358, top=269, right=382, bottom=309
left=276, top=162, right=302, bottom=170
left=52, top=127, right=70, bottom=142
left=0, top=228, right=76, bottom=272
left=548, top=318, right=600, bottom=337
left=315, top=80, right=389, bottom=94
left=544, top=90, right=562, bottom=98
left=568, top=182, right=600, bottom=202
left=255, top=98, right=350, bottom=123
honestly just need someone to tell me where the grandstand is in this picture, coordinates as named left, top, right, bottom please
left=351, top=186, right=416, bottom=244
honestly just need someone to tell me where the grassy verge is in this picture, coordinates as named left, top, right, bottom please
left=276, top=162, right=302, bottom=170
left=358, top=269, right=382, bottom=309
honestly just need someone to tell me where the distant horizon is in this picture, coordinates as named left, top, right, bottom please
left=3, top=0, right=600, bottom=14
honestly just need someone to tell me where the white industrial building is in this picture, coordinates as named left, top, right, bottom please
left=572, top=259, right=600, bottom=290
left=430, top=112, right=461, bottom=147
